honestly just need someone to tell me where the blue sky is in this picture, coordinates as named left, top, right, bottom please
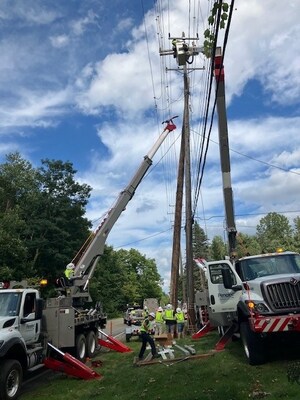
left=1, top=1, right=300, bottom=293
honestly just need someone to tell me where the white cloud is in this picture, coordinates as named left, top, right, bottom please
left=0, top=0, right=300, bottom=292
left=70, top=9, right=100, bottom=36
left=50, top=34, right=70, bottom=48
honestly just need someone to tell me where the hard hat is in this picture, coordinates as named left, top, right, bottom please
left=166, top=304, right=172, bottom=310
left=176, top=307, right=181, bottom=313
left=158, top=306, right=163, bottom=312
left=149, top=312, right=155, bottom=318
left=66, top=263, right=75, bottom=269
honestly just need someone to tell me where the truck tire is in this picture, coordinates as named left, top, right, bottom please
left=0, top=359, right=23, bottom=400
left=86, top=331, right=97, bottom=358
left=240, top=321, right=266, bottom=365
left=75, top=333, right=87, bottom=362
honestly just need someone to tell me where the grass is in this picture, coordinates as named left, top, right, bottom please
left=20, top=332, right=300, bottom=400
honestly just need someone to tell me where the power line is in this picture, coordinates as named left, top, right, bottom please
left=191, top=129, right=300, bottom=177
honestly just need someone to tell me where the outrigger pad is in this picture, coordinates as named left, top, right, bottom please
left=44, top=346, right=101, bottom=380
left=98, top=329, right=132, bottom=353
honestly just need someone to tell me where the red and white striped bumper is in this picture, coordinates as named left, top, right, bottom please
left=251, top=315, right=300, bottom=333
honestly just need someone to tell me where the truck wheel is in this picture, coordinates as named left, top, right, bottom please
left=240, top=321, right=266, bottom=365
left=0, top=359, right=23, bottom=400
left=75, top=333, right=87, bottom=362
left=86, top=331, right=97, bottom=358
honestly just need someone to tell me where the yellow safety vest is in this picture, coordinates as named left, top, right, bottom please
left=155, top=311, right=164, bottom=323
left=64, top=269, right=73, bottom=279
left=164, top=309, right=175, bottom=321
left=140, top=318, right=150, bottom=333
left=175, top=311, right=185, bottom=322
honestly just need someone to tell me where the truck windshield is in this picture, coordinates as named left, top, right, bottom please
left=239, top=254, right=300, bottom=281
left=0, top=292, right=22, bottom=317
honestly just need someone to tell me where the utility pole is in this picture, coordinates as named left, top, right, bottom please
left=183, top=69, right=196, bottom=328
left=214, top=47, right=237, bottom=260
left=169, top=126, right=185, bottom=308
left=160, top=34, right=203, bottom=329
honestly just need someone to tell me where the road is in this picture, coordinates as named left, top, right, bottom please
left=102, top=317, right=126, bottom=338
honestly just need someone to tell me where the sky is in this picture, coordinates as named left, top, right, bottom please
left=1, top=0, right=300, bottom=293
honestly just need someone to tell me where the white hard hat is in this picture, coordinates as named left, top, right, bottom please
left=176, top=307, right=181, bottom=313
left=158, top=306, right=163, bottom=312
left=149, top=312, right=155, bottom=318
left=66, top=263, right=75, bottom=269
left=166, top=304, right=172, bottom=310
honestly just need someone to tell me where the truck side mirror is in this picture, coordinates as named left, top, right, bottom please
left=222, top=266, right=234, bottom=289
left=221, top=266, right=242, bottom=291
left=35, top=298, right=44, bottom=320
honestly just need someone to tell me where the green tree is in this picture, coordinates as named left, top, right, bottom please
left=116, top=248, right=163, bottom=304
left=256, top=212, right=293, bottom=253
left=31, top=159, right=92, bottom=280
left=0, top=153, right=92, bottom=284
left=89, top=246, right=163, bottom=316
left=0, top=208, right=28, bottom=280
left=210, top=235, right=227, bottom=260
left=291, top=216, right=300, bottom=253
left=236, top=233, right=261, bottom=257
left=89, top=245, right=125, bottom=316
left=192, top=221, right=209, bottom=290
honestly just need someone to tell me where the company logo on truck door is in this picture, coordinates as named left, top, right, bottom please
left=218, top=291, right=234, bottom=298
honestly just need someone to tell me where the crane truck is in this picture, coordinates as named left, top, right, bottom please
left=0, top=117, right=177, bottom=400
left=193, top=48, right=300, bottom=365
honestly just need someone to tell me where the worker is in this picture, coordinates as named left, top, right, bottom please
left=64, top=262, right=75, bottom=283
left=142, top=305, right=149, bottom=318
left=154, top=306, right=165, bottom=336
left=138, top=312, right=158, bottom=361
left=175, top=307, right=186, bottom=338
left=164, top=303, right=176, bottom=338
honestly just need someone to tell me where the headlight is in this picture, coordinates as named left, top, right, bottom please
left=245, top=300, right=270, bottom=313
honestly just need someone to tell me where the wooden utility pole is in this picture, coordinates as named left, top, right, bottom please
left=170, top=126, right=185, bottom=308
left=160, top=35, right=202, bottom=327
left=183, top=69, right=196, bottom=328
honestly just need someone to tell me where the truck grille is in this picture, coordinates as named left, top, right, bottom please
left=266, top=281, right=300, bottom=310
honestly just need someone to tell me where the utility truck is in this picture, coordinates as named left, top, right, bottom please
left=194, top=48, right=300, bottom=365
left=0, top=118, right=177, bottom=400
left=203, top=251, right=300, bottom=365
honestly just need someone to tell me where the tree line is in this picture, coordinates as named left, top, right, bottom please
left=0, top=153, right=163, bottom=315
left=1, top=153, right=300, bottom=314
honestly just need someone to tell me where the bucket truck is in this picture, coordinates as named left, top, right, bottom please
left=0, top=118, right=177, bottom=400
left=193, top=48, right=300, bottom=365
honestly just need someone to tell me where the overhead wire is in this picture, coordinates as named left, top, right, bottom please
left=192, top=1, right=223, bottom=218
left=192, top=0, right=236, bottom=219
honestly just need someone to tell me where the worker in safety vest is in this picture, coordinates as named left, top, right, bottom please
left=154, top=306, right=165, bottom=336
left=138, top=312, right=158, bottom=361
left=64, top=262, right=75, bottom=284
left=175, top=307, right=186, bottom=338
left=164, top=303, right=176, bottom=338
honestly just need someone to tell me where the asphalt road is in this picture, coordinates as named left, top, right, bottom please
left=102, top=317, right=126, bottom=338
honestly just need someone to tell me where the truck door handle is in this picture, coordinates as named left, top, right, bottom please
left=210, top=295, right=215, bottom=305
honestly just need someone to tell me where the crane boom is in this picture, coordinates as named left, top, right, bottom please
left=69, top=119, right=177, bottom=299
